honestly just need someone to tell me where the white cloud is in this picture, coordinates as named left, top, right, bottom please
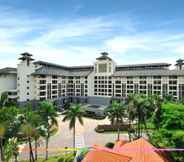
left=175, top=45, right=184, bottom=54
left=105, top=31, right=184, bottom=56
left=0, top=5, right=184, bottom=69
left=105, top=36, right=149, bottom=53
left=28, top=17, right=116, bottom=47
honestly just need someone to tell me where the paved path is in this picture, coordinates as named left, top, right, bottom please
left=49, top=115, right=129, bottom=149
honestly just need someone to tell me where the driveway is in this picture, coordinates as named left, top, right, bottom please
left=20, top=115, right=129, bottom=159
left=49, top=115, right=129, bottom=149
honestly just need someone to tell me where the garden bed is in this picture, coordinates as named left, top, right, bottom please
left=95, top=124, right=130, bottom=133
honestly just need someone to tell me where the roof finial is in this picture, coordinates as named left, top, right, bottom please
left=18, top=52, right=34, bottom=66
left=101, top=52, right=109, bottom=56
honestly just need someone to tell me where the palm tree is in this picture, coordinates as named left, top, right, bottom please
left=62, top=104, right=84, bottom=154
left=0, top=123, right=5, bottom=161
left=126, top=94, right=137, bottom=141
left=152, top=95, right=162, bottom=129
left=105, top=100, right=125, bottom=141
left=21, top=124, right=35, bottom=162
left=127, top=95, right=156, bottom=139
left=20, top=104, right=45, bottom=162
left=0, top=106, right=20, bottom=162
left=39, top=101, right=58, bottom=160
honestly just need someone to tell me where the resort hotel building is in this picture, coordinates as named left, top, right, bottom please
left=1, top=52, right=184, bottom=106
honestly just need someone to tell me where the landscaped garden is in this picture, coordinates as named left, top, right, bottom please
left=0, top=91, right=184, bottom=162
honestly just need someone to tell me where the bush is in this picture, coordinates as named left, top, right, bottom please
left=58, top=154, right=74, bottom=162
left=105, top=142, right=114, bottom=149
left=161, top=103, right=184, bottom=129
left=83, top=112, right=105, bottom=120
left=150, top=102, right=184, bottom=162
left=95, top=124, right=130, bottom=133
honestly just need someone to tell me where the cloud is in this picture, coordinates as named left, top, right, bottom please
left=105, top=31, right=184, bottom=55
left=28, top=17, right=115, bottom=46
left=105, top=36, right=149, bottom=53
left=175, top=45, right=184, bottom=55
left=0, top=4, right=184, bottom=69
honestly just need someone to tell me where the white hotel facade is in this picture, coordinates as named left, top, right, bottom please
left=1, top=52, right=184, bottom=105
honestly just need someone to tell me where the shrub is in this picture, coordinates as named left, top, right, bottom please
left=58, top=154, right=74, bottom=162
left=105, top=142, right=114, bottom=149
left=95, top=124, right=130, bottom=133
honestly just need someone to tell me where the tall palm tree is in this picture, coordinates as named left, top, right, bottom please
left=152, top=95, right=162, bottom=129
left=62, top=104, right=84, bottom=153
left=126, top=94, right=137, bottom=141
left=39, top=101, right=58, bottom=160
left=105, top=100, right=125, bottom=141
left=21, top=124, right=35, bottom=162
left=127, top=95, right=155, bottom=139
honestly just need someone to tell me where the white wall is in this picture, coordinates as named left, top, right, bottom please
left=17, top=61, right=36, bottom=102
left=0, top=74, right=17, bottom=96
left=87, top=71, right=95, bottom=96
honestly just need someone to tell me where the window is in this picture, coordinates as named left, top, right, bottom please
left=40, top=80, right=46, bottom=84
left=98, top=63, right=107, bottom=73
left=52, top=80, right=57, bottom=84
left=52, top=85, right=57, bottom=89
left=109, top=63, right=111, bottom=72
left=52, top=76, right=58, bottom=79
left=115, top=80, right=121, bottom=84
left=40, top=92, right=46, bottom=96
left=40, top=86, right=46, bottom=90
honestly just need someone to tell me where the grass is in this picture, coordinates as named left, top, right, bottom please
left=21, top=156, right=60, bottom=162
left=20, top=154, right=74, bottom=162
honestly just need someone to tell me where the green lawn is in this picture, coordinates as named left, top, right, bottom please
left=21, top=156, right=60, bottom=162
left=21, top=154, right=74, bottom=162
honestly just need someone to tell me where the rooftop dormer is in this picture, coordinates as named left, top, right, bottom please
left=95, top=52, right=116, bottom=75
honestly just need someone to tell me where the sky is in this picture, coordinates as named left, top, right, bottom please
left=0, top=0, right=184, bottom=68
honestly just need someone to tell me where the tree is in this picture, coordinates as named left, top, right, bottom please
left=4, top=137, right=19, bottom=162
left=62, top=104, right=84, bottom=154
left=126, top=94, right=137, bottom=141
left=24, top=106, right=43, bottom=161
left=126, top=95, right=155, bottom=139
left=0, top=92, right=9, bottom=108
left=151, top=95, right=162, bottom=129
left=150, top=103, right=184, bottom=162
left=0, top=106, right=20, bottom=162
left=0, top=123, right=5, bottom=161
left=21, top=124, right=35, bottom=162
left=105, top=100, right=125, bottom=141
left=39, top=101, right=58, bottom=160
left=20, top=104, right=43, bottom=162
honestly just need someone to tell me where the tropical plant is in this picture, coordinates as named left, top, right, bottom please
left=0, top=106, right=20, bottom=161
left=62, top=104, right=84, bottom=154
left=21, top=123, right=36, bottom=162
left=20, top=103, right=44, bottom=162
left=151, top=95, right=162, bottom=129
left=4, top=137, right=19, bottom=162
left=126, top=95, right=156, bottom=139
left=0, top=92, right=9, bottom=108
left=105, top=100, right=126, bottom=141
left=0, top=123, right=6, bottom=161
left=150, top=102, right=184, bottom=162
left=39, top=101, right=58, bottom=160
